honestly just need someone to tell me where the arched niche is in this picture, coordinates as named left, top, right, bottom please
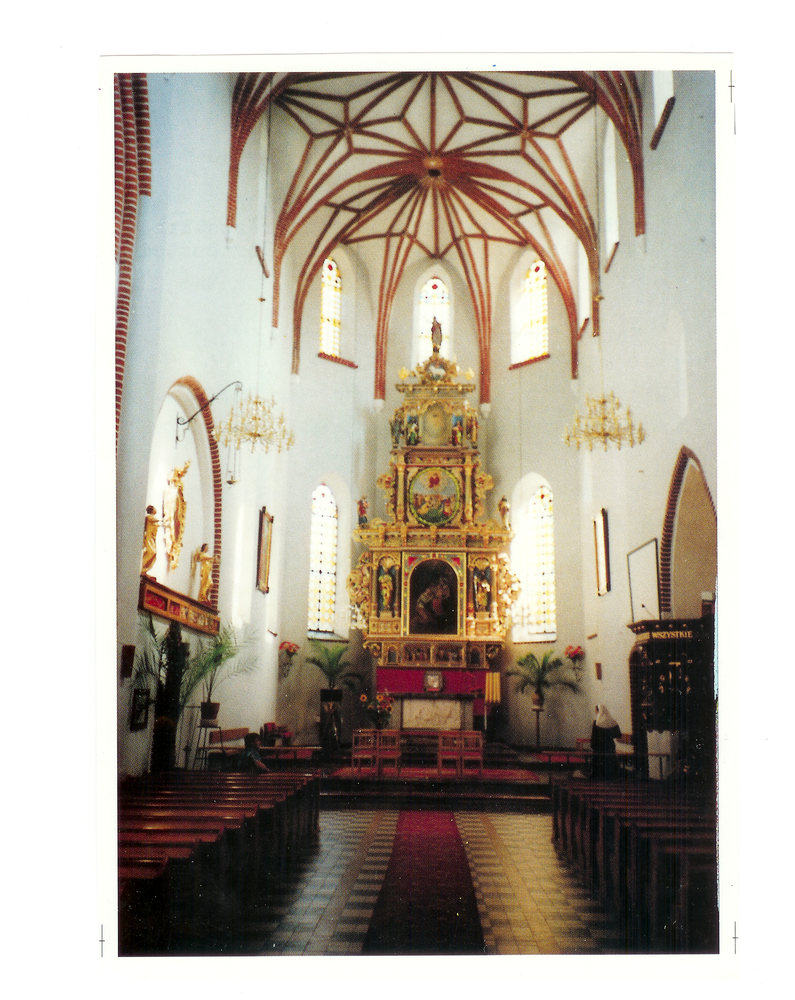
left=660, top=447, right=717, bottom=618
left=144, top=377, right=223, bottom=606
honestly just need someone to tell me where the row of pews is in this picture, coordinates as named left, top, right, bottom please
left=118, top=770, right=320, bottom=954
left=550, top=776, right=718, bottom=952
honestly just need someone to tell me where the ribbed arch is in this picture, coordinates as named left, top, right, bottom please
left=223, top=72, right=648, bottom=399
left=659, top=447, right=717, bottom=618
left=114, top=73, right=151, bottom=446
left=169, top=377, right=224, bottom=609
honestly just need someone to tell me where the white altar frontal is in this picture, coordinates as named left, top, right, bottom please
left=394, top=694, right=474, bottom=730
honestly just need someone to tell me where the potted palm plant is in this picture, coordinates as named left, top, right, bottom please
left=132, top=616, right=187, bottom=771
left=304, top=639, right=364, bottom=751
left=506, top=648, right=582, bottom=708
left=180, top=623, right=255, bottom=722
left=134, top=616, right=255, bottom=728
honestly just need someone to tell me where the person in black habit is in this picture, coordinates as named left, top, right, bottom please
left=590, top=704, right=621, bottom=780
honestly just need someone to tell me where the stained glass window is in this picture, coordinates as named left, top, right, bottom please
left=513, top=261, right=548, bottom=364
left=513, top=484, right=556, bottom=640
left=417, top=277, right=451, bottom=363
left=320, top=258, right=341, bottom=356
left=308, top=484, right=338, bottom=632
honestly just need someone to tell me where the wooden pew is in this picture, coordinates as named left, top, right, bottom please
left=549, top=776, right=717, bottom=952
left=118, top=772, right=321, bottom=953
left=134, top=772, right=319, bottom=864
left=120, top=785, right=292, bottom=882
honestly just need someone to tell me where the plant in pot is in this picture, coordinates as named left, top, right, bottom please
left=360, top=691, right=395, bottom=730
left=506, top=648, right=582, bottom=708
left=304, top=639, right=364, bottom=752
left=133, top=615, right=188, bottom=771
left=180, top=623, right=256, bottom=723
left=134, top=616, right=255, bottom=768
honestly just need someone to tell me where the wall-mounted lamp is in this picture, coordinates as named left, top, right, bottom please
left=175, top=381, right=242, bottom=444
left=175, top=381, right=242, bottom=485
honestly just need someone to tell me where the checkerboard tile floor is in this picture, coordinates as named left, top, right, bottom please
left=456, top=812, right=633, bottom=954
left=235, top=809, right=631, bottom=955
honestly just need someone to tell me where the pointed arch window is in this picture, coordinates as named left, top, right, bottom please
left=512, top=261, right=548, bottom=365
left=320, top=258, right=342, bottom=357
left=512, top=482, right=556, bottom=641
left=416, top=277, right=451, bottom=364
left=308, top=484, right=338, bottom=633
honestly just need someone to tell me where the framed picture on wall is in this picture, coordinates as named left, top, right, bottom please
left=424, top=671, right=443, bottom=692
left=130, top=688, right=150, bottom=731
left=627, top=538, right=660, bottom=622
left=403, top=553, right=465, bottom=637
left=256, top=507, right=274, bottom=594
left=593, top=508, right=611, bottom=596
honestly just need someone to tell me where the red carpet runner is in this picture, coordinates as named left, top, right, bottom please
left=363, top=810, right=485, bottom=955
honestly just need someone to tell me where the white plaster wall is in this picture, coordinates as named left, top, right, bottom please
left=116, top=70, right=717, bottom=771
left=117, top=74, right=289, bottom=775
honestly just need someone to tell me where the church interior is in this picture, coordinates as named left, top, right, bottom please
left=114, top=67, right=720, bottom=957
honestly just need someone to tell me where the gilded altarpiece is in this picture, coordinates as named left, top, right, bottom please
left=347, top=352, right=519, bottom=710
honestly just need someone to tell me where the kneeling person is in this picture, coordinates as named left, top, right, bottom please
left=238, top=732, right=270, bottom=773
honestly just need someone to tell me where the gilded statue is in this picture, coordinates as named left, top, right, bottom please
left=141, top=505, right=160, bottom=574
left=162, top=460, right=191, bottom=571
left=430, top=315, right=443, bottom=353
left=498, top=495, right=511, bottom=530
left=193, top=543, right=217, bottom=604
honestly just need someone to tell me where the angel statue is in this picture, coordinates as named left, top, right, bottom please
left=162, top=460, right=190, bottom=571
left=141, top=505, right=160, bottom=574
left=192, top=543, right=218, bottom=604
left=498, top=495, right=511, bottom=530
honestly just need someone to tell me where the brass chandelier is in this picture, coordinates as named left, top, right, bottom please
left=214, top=384, right=294, bottom=484
left=215, top=385, right=294, bottom=456
left=563, top=391, right=645, bottom=451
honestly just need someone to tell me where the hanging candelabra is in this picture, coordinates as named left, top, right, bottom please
left=214, top=385, right=295, bottom=484
left=563, top=391, right=645, bottom=451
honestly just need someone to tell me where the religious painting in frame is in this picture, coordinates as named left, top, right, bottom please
left=424, top=670, right=444, bottom=692
left=403, top=553, right=464, bottom=637
left=593, top=508, right=611, bottom=596
left=407, top=465, right=462, bottom=527
left=256, top=507, right=274, bottom=594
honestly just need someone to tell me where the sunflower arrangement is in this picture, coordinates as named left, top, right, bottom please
left=360, top=691, right=394, bottom=728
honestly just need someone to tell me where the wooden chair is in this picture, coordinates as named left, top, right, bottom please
left=438, top=730, right=463, bottom=777
left=460, top=730, right=483, bottom=778
left=351, top=729, right=378, bottom=774
left=377, top=729, right=402, bottom=777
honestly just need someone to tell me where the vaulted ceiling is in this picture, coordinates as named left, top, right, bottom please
left=226, top=71, right=647, bottom=402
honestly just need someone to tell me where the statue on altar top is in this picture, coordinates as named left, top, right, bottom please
left=430, top=315, right=443, bottom=354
